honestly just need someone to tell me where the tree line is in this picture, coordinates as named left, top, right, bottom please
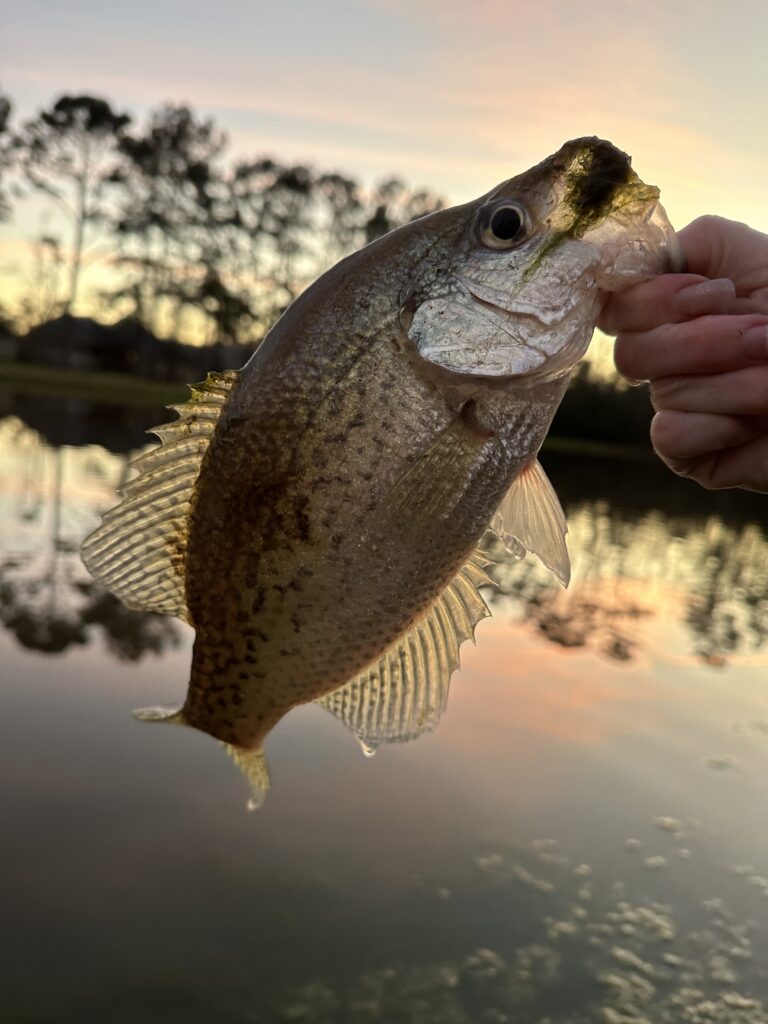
left=0, top=89, right=443, bottom=345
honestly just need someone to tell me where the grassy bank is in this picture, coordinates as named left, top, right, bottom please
left=0, top=360, right=187, bottom=407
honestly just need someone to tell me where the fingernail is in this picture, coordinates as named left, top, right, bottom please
left=742, top=324, right=768, bottom=359
left=674, top=278, right=735, bottom=315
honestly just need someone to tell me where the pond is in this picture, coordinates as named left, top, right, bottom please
left=2, top=388, right=768, bottom=1023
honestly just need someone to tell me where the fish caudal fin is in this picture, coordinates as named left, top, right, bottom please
left=134, top=704, right=271, bottom=810
left=224, top=745, right=271, bottom=811
left=317, top=550, right=494, bottom=754
left=80, top=370, right=238, bottom=621
left=492, top=458, right=570, bottom=587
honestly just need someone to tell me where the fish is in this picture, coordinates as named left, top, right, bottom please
left=82, top=137, right=680, bottom=806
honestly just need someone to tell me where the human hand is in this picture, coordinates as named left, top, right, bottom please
left=598, top=216, right=768, bottom=492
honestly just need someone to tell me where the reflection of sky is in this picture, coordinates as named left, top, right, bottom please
left=3, top=419, right=768, bottom=1017
left=5, top=590, right=768, bottom=1019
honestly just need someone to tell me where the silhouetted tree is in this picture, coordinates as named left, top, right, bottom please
left=15, top=94, right=131, bottom=312
left=316, top=171, right=364, bottom=262
left=364, top=177, right=444, bottom=243
left=4, top=89, right=445, bottom=346
left=16, top=235, right=65, bottom=326
left=0, top=87, right=12, bottom=220
left=107, top=103, right=226, bottom=335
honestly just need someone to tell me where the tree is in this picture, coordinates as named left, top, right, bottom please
left=364, top=178, right=444, bottom=244
left=0, top=88, right=12, bottom=220
left=16, top=94, right=131, bottom=311
left=107, top=103, right=228, bottom=336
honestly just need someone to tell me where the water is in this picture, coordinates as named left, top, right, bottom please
left=2, top=391, right=768, bottom=1023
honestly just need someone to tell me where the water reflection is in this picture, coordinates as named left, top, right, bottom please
left=2, top=386, right=767, bottom=1020
left=489, top=506, right=768, bottom=667
left=0, top=407, right=766, bottom=675
left=0, top=415, right=180, bottom=659
left=260, top=829, right=768, bottom=1023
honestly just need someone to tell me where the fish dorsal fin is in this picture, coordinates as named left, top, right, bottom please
left=492, top=458, right=570, bottom=587
left=81, top=370, right=238, bottom=621
left=317, top=551, right=494, bottom=752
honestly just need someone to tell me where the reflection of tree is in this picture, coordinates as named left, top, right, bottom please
left=685, top=520, right=768, bottom=665
left=78, top=585, right=178, bottom=660
left=487, top=504, right=768, bottom=667
left=0, top=424, right=180, bottom=660
left=503, top=579, right=650, bottom=662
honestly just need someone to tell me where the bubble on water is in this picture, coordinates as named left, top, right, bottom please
left=624, top=838, right=643, bottom=852
left=436, top=887, right=451, bottom=901
left=728, top=864, right=755, bottom=877
left=529, top=838, right=558, bottom=852
left=654, top=815, right=684, bottom=834
left=511, top=864, right=554, bottom=894
left=545, top=919, right=578, bottom=941
left=463, top=948, right=505, bottom=980
left=573, top=863, right=592, bottom=878
left=644, top=856, right=667, bottom=871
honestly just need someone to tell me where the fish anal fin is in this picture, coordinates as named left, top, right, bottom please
left=492, top=458, right=570, bottom=586
left=81, top=370, right=238, bottom=620
left=317, top=550, right=494, bottom=751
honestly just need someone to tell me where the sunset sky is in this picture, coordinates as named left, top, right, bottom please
left=2, top=0, right=767, bottom=320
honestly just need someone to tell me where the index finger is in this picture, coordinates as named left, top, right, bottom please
left=598, top=274, right=735, bottom=334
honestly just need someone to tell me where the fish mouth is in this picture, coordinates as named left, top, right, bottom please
left=590, top=200, right=683, bottom=290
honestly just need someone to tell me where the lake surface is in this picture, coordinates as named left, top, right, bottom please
left=2, top=389, right=768, bottom=1023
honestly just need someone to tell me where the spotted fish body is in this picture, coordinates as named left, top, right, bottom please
left=83, top=138, right=680, bottom=802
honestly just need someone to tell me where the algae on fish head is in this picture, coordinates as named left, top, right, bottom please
left=81, top=137, right=678, bottom=804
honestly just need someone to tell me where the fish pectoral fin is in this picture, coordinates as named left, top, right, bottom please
left=224, top=745, right=271, bottom=811
left=81, top=369, right=239, bottom=621
left=387, top=404, right=490, bottom=521
left=317, top=550, right=494, bottom=752
left=492, top=458, right=570, bottom=587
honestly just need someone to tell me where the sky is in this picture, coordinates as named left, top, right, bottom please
left=1, top=0, right=767, bottom=325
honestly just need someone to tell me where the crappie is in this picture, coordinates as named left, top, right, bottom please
left=82, top=137, right=679, bottom=804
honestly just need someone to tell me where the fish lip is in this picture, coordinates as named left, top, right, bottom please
left=453, top=272, right=551, bottom=329
left=466, top=287, right=550, bottom=331
left=456, top=266, right=596, bottom=330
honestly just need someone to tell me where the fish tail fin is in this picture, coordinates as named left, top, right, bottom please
left=134, top=705, right=271, bottom=810
left=224, top=744, right=271, bottom=811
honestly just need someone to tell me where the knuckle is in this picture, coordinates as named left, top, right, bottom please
left=649, top=377, right=680, bottom=411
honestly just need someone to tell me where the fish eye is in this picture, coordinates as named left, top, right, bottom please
left=477, top=201, right=530, bottom=250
